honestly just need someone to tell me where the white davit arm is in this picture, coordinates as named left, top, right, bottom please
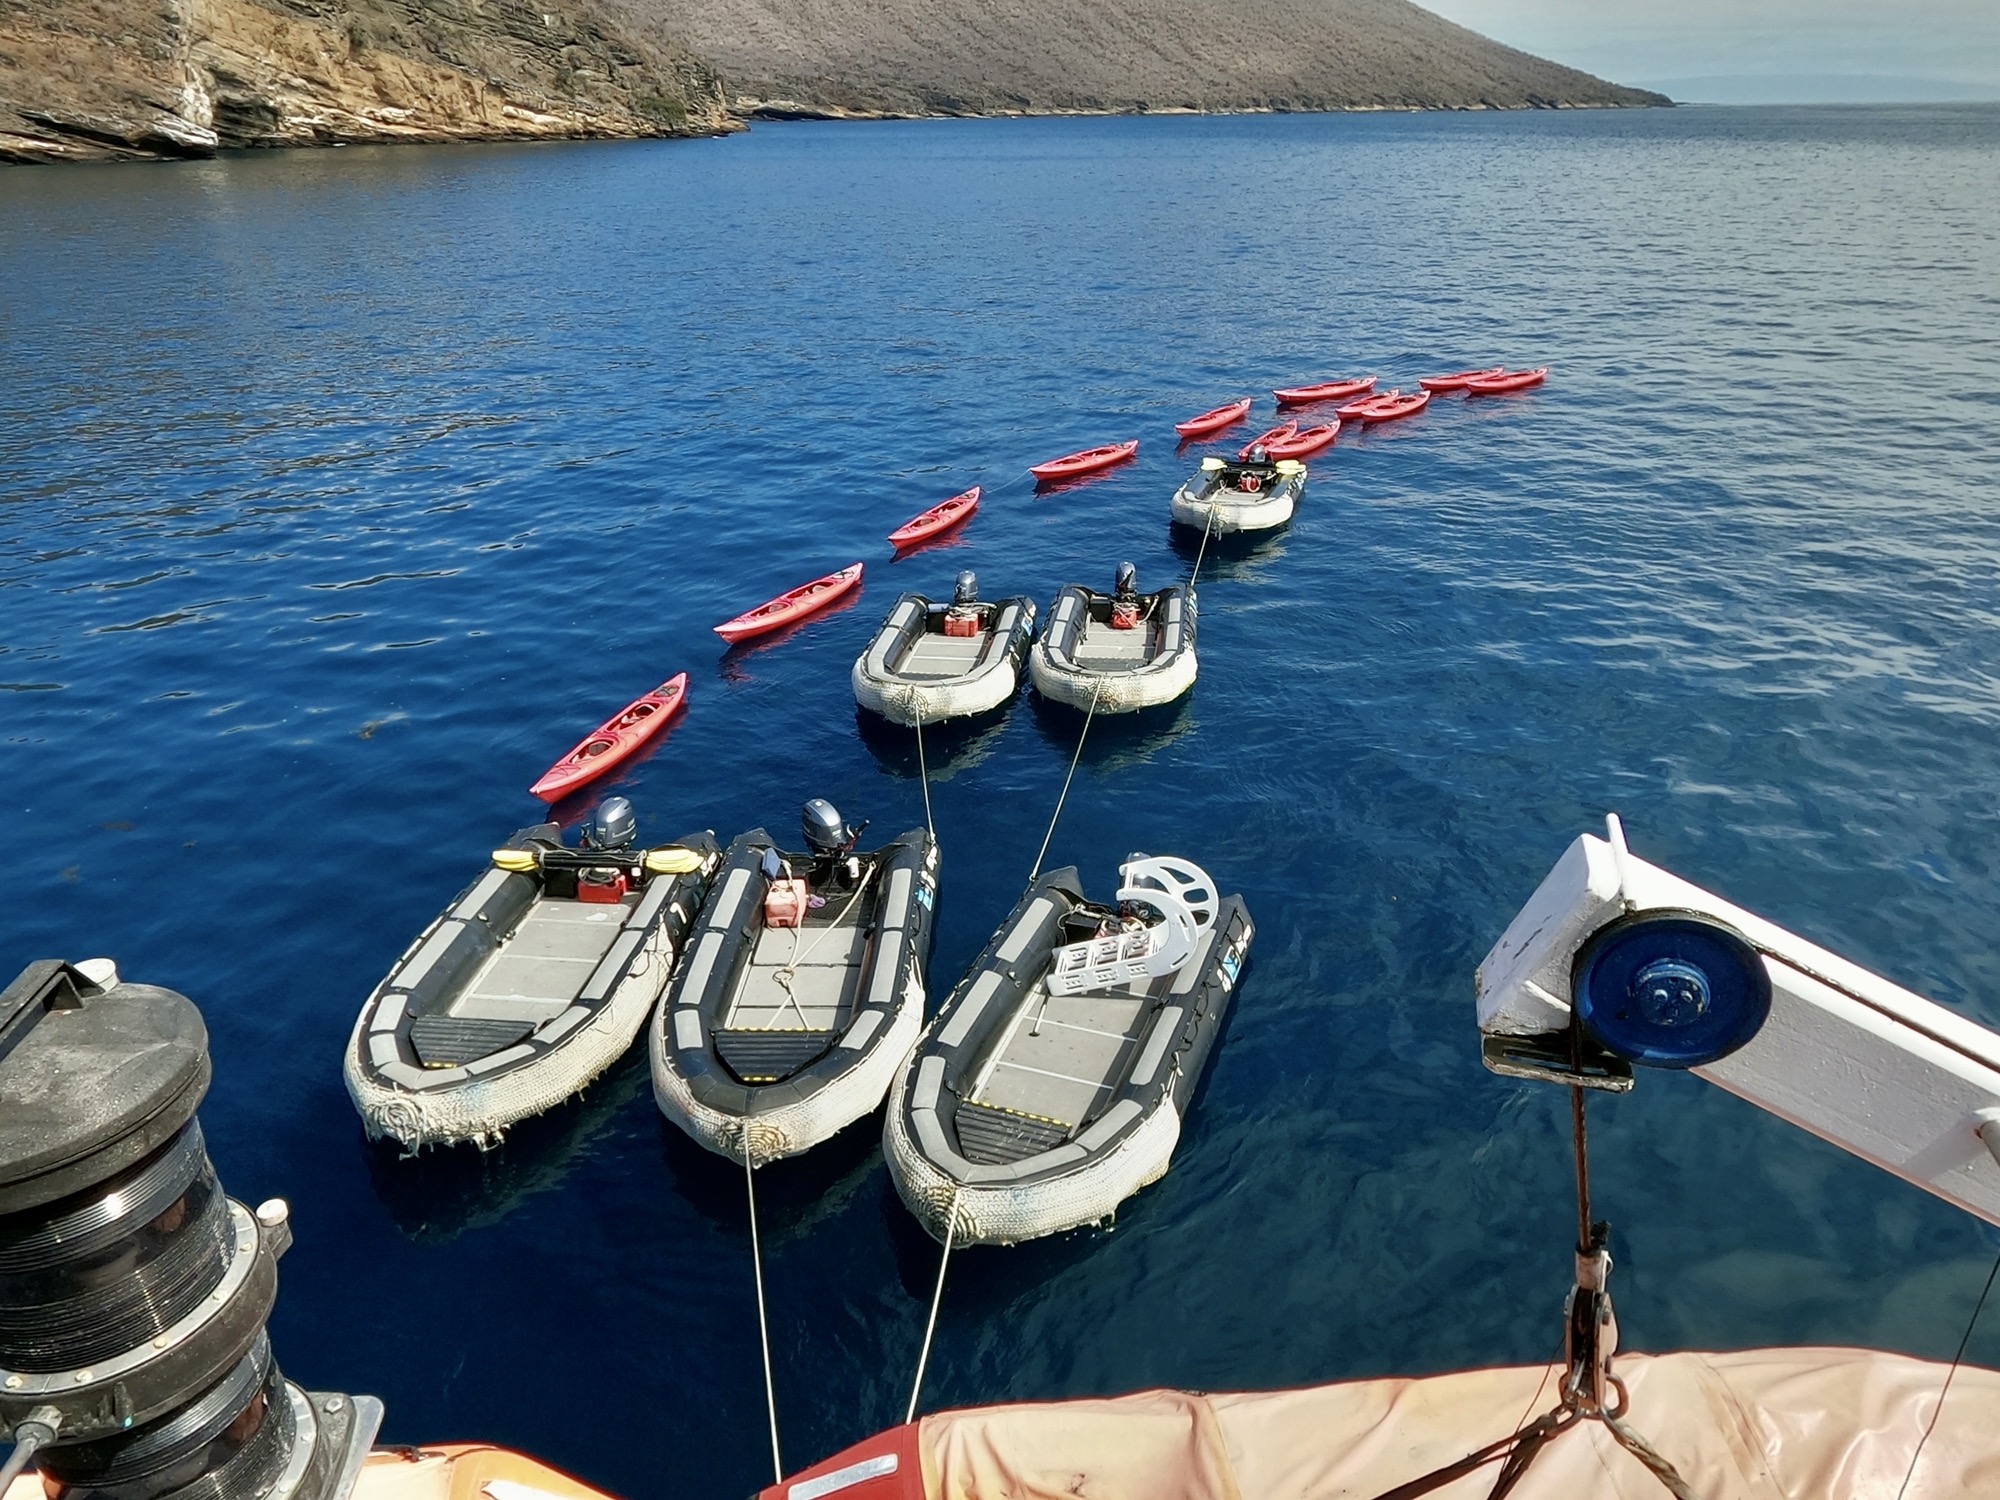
left=1477, top=816, right=2000, bottom=1228
left=1048, top=856, right=1219, bottom=997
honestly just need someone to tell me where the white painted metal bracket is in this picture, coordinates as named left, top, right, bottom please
left=1477, top=820, right=2000, bottom=1227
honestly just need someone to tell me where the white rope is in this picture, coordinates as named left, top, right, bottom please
left=906, top=1191, right=961, bottom=1424
left=1188, top=498, right=1217, bottom=592
left=744, top=1140, right=783, bottom=1484
left=1028, top=676, right=1102, bottom=883
left=915, top=705, right=936, bottom=844
left=773, top=861, right=879, bottom=1021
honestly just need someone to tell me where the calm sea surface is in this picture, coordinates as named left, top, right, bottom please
left=5, top=105, right=2000, bottom=1496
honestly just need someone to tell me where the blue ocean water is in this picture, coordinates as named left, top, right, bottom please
left=4, top=104, right=2000, bottom=1496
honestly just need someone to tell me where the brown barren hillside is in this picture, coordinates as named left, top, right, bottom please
left=1, top=0, right=737, bottom=163
left=603, top=0, right=1669, bottom=116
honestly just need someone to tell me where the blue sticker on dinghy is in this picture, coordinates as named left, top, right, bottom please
left=917, top=883, right=934, bottom=910
left=1221, top=951, right=1241, bottom=985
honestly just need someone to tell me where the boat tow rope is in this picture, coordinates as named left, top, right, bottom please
left=906, top=1189, right=961, bottom=1424
left=914, top=705, right=936, bottom=845
left=1363, top=1033, right=1702, bottom=1500
left=1187, top=499, right=1218, bottom=592
left=743, top=1141, right=784, bottom=1485
left=1028, top=676, right=1102, bottom=883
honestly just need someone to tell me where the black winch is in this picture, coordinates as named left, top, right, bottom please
left=0, top=959, right=380, bottom=1500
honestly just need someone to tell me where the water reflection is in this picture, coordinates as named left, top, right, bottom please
left=363, top=1049, right=650, bottom=1243
left=854, top=703, right=1011, bottom=784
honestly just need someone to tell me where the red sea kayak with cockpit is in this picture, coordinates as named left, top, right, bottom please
left=1030, top=441, right=1139, bottom=483
left=714, top=562, right=864, bottom=644
left=1465, top=367, right=1549, bottom=395
left=1420, top=367, right=1505, bottom=393
left=1341, top=389, right=1431, bottom=423
left=1175, top=399, right=1254, bottom=439
left=888, top=487, right=980, bottom=548
left=1265, top=421, right=1339, bottom=459
left=1238, top=420, right=1298, bottom=459
left=1273, top=376, right=1376, bottom=407
left=529, top=672, right=688, bottom=802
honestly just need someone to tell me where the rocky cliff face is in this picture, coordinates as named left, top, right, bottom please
left=0, top=0, right=736, bottom=162
left=607, top=0, right=1668, bottom=117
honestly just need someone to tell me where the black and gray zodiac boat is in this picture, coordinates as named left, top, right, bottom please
left=884, top=852, right=1252, bottom=1244
left=1029, top=562, right=1197, bottom=713
left=1170, top=454, right=1307, bottom=534
left=345, top=797, right=722, bottom=1149
left=851, top=570, right=1038, bottom=725
left=649, top=798, right=938, bottom=1165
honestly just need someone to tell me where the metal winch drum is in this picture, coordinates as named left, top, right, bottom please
left=0, top=959, right=379, bottom=1500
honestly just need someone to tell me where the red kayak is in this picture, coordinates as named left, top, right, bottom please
left=529, top=672, right=687, bottom=803
left=1030, top=440, right=1138, bottom=483
left=1465, top=367, right=1549, bottom=395
left=1336, top=388, right=1399, bottom=418
left=1238, top=420, right=1298, bottom=459
left=1420, top=367, right=1505, bottom=393
left=1347, top=389, right=1431, bottom=423
left=1273, top=376, right=1376, bottom=407
left=714, top=562, right=864, bottom=644
left=1264, top=421, right=1339, bottom=459
left=1174, top=398, right=1253, bottom=439
left=888, top=486, right=980, bottom=548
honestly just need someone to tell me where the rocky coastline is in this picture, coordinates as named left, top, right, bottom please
left=2, top=0, right=1664, bottom=167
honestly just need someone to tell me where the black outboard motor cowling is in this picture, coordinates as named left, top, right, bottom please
left=583, top=795, right=637, bottom=851
left=1114, top=561, right=1138, bottom=599
left=951, top=571, right=979, bottom=608
left=802, top=798, right=853, bottom=858
left=0, top=960, right=378, bottom=1500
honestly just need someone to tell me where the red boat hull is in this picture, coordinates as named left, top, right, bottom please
left=1264, top=421, right=1339, bottom=459
left=1351, top=390, right=1431, bottom=423
left=1273, top=377, right=1376, bottom=407
left=1238, top=420, right=1298, bottom=459
left=1174, top=398, right=1253, bottom=438
left=1030, top=440, right=1139, bottom=482
left=1465, top=367, right=1549, bottom=395
left=888, top=487, right=981, bottom=548
left=528, top=672, right=688, bottom=803
left=714, top=563, right=865, bottom=644
left=1419, top=367, right=1505, bottom=393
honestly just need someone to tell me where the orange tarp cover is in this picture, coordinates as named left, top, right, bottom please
left=917, top=1349, right=2000, bottom=1500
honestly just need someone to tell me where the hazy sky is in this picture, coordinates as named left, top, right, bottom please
left=1418, top=0, right=2000, bottom=102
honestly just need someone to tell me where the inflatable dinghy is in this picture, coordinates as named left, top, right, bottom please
left=1030, top=564, right=1197, bottom=713
left=650, top=799, right=938, bottom=1165
left=851, top=571, right=1037, bottom=726
left=885, top=853, right=1254, bottom=1244
left=345, top=798, right=722, bottom=1149
left=1170, top=456, right=1306, bottom=535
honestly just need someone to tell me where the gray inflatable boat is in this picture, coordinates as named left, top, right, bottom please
left=884, top=853, right=1253, bottom=1245
left=650, top=799, right=939, bottom=1165
left=345, top=798, right=722, bottom=1149
left=852, top=572, right=1037, bottom=726
left=1030, top=563, right=1198, bottom=713
left=1170, top=455, right=1307, bottom=534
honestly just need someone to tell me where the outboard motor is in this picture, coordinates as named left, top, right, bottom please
left=0, top=960, right=378, bottom=1500
left=1110, top=562, right=1142, bottom=630
left=583, top=795, right=637, bottom=851
left=802, top=798, right=854, bottom=858
left=942, top=570, right=983, bottom=637
left=951, top=571, right=979, bottom=608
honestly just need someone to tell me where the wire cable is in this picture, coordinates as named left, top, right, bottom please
left=906, top=1192, right=961, bottom=1424
left=1028, top=677, right=1101, bottom=883
left=1896, top=1238, right=2000, bottom=1500
left=744, top=1140, right=783, bottom=1485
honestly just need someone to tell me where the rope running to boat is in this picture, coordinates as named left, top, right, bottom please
left=1188, top=497, right=1218, bottom=592
left=1028, top=676, right=1103, bottom=883
left=772, top=861, right=878, bottom=1025
left=914, top=704, right=936, bottom=845
left=744, top=1140, right=783, bottom=1485
left=1897, top=1239, right=2000, bottom=1500
left=906, top=1189, right=962, bottom=1424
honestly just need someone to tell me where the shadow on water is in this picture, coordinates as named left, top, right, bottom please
left=1168, top=518, right=1290, bottom=584
left=363, top=1048, right=651, bottom=1244
left=854, top=703, right=1012, bottom=784
left=655, top=1106, right=888, bottom=1248
left=1028, top=689, right=1194, bottom=774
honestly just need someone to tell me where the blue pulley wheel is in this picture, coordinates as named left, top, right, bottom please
left=1572, top=912, right=1769, bottom=1068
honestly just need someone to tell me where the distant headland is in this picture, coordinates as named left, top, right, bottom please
left=1, top=0, right=1665, bottom=165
